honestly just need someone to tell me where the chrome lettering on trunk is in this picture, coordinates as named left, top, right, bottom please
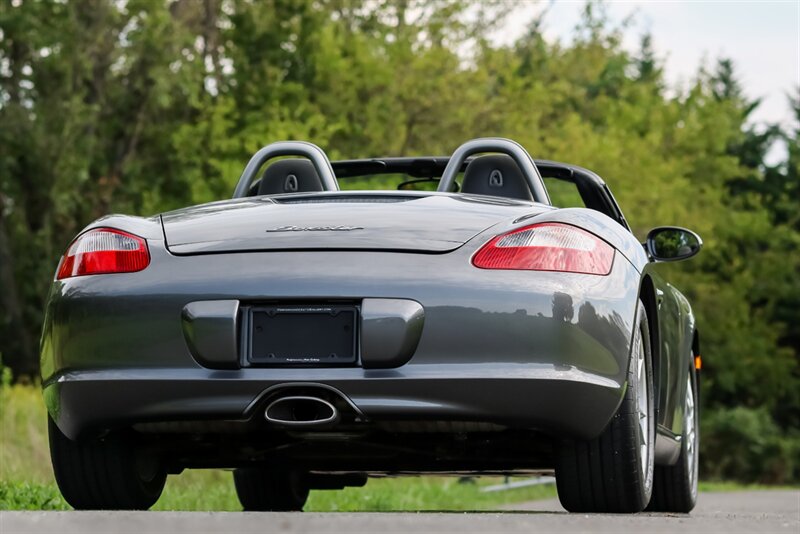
left=266, top=225, right=364, bottom=232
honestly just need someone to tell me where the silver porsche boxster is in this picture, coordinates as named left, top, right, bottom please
left=41, top=138, right=702, bottom=513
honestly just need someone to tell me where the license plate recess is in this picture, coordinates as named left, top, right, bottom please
left=247, top=305, right=357, bottom=365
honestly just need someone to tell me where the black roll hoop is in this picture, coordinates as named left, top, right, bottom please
left=437, top=138, right=550, bottom=204
left=233, top=141, right=339, bottom=198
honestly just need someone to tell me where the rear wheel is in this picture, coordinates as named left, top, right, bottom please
left=648, top=361, right=699, bottom=512
left=48, top=417, right=166, bottom=510
left=555, top=301, right=655, bottom=513
left=233, top=467, right=309, bottom=511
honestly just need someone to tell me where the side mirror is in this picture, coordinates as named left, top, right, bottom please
left=645, top=226, right=702, bottom=262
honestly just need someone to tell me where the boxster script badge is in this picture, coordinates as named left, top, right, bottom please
left=266, top=225, right=364, bottom=232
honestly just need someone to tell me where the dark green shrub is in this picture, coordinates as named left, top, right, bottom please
left=701, top=407, right=799, bottom=484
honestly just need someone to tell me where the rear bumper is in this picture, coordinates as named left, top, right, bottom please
left=45, top=365, right=622, bottom=441
left=41, top=243, right=643, bottom=442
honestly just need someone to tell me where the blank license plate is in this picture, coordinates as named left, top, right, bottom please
left=249, top=306, right=357, bottom=365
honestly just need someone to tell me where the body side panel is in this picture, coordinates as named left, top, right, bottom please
left=640, top=264, right=695, bottom=438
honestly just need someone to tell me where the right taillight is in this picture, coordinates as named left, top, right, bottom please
left=56, top=228, right=150, bottom=280
left=472, top=223, right=614, bottom=275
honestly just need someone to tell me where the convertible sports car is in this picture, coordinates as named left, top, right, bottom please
left=41, top=138, right=702, bottom=513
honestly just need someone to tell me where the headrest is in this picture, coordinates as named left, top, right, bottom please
left=460, top=154, right=534, bottom=201
left=258, top=159, right=324, bottom=195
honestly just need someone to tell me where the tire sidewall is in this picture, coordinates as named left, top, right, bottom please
left=633, top=302, right=656, bottom=502
left=684, top=363, right=700, bottom=503
left=48, top=417, right=165, bottom=510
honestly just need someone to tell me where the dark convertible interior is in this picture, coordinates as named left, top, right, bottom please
left=248, top=154, right=630, bottom=230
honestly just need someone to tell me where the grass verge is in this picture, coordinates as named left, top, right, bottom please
left=0, top=475, right=559, bottom=512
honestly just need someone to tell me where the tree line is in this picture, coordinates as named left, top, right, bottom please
left=1, top=0, right=797, bottom=482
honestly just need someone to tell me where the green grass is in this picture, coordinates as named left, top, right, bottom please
left=697, top=481, right=799, bottom=493
left=158, top=471, right=559, bottom=512
left=0, top=481, right=68, bottom=510
left=1, top=384, right=54, bottom=484
left=1, top=474, right=559, bottom=512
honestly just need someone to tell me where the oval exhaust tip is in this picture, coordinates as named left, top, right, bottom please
left=265, top=396, right=339, bottom=426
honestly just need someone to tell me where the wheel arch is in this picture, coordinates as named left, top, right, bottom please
left=638, top=275, right=662, bottom=416
left=692, top=328, right=701, bottom=403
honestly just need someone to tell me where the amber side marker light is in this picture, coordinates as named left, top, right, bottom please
left=695, top=355, right=702, bottom=370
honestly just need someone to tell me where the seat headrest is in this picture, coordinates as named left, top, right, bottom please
left=460, top=154, right=534, bottom=201
left=258, top=159, right=324, bottom=195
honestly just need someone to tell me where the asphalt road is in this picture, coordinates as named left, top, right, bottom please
left=2, top=491, right=798, bottom=533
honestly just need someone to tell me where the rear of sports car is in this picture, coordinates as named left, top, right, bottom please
left=41, top=191, right=644, bottom=511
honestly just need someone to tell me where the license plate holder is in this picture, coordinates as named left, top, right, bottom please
left=248, top=305, right=357, bottom=365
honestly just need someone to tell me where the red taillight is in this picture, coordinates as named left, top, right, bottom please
left=56, top=228, right=150, bottom=280
left=472, top=223, right=614, bottom=275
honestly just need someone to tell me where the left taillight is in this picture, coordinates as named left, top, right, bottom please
left=472, top=222, right=614, bottom=275
left=56, top=228, right=150, bottom=280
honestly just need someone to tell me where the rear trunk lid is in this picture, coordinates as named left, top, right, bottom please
left=161, top=192, right=549, bottom=254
